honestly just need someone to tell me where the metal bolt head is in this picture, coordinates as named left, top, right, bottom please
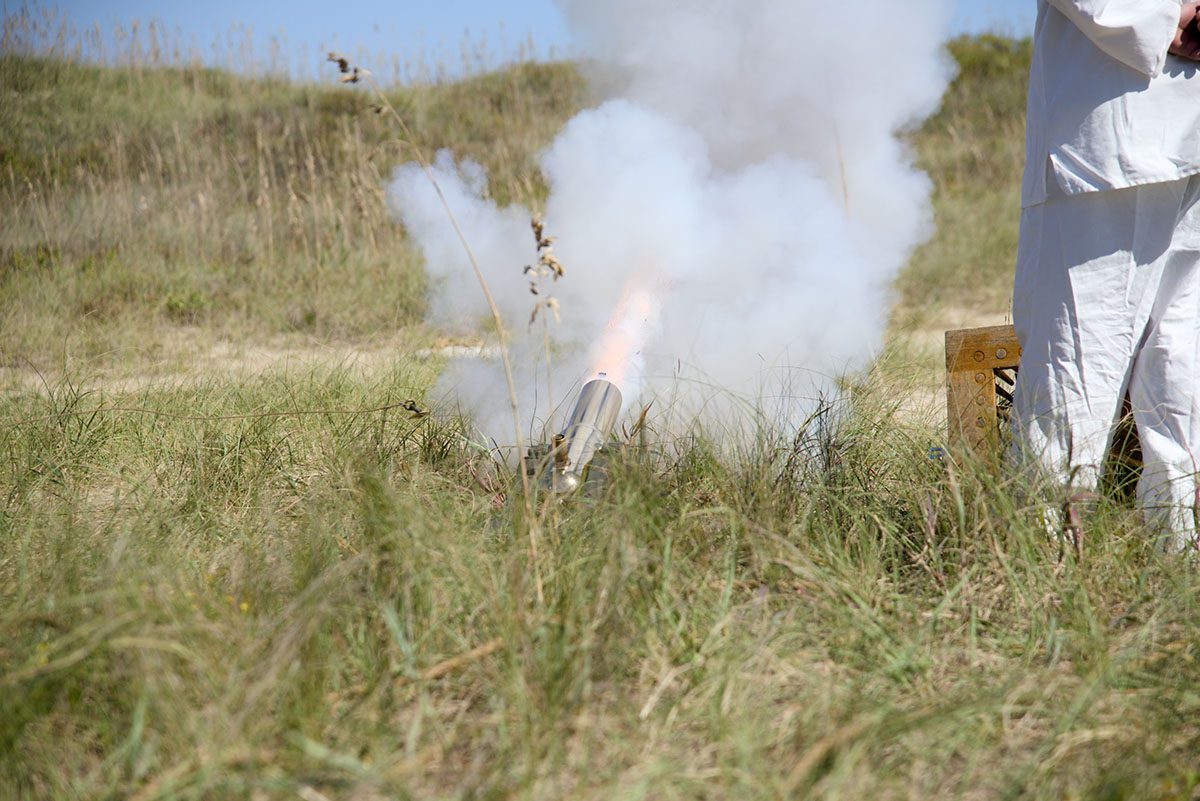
left=974, top=351, right=986, bottom=362
left=975, top=373, right=986, bottom=383
left=996, top=348, right=1008, bottom=359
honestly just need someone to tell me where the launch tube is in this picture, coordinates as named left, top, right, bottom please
left=543, top=379, right=623, bottom=495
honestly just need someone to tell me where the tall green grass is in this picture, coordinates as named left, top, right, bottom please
left=3, top=373, right=1199, bottom=799
left=6, top=21, right=1199, bottom=801
left=900, top=34, right=1031, bottom=321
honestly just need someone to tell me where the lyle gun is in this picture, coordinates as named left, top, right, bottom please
left=525, top=377, right=623, bottom=497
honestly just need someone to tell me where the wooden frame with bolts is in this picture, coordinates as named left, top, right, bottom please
left=945, top=325, right=1022, bottom=455
left=946, top=324, right=1144, bottom=498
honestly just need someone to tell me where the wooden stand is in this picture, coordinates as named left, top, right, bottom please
left=945, top=325, right=1022, bottom=456
left=946, top=325, right=1141, bottom=491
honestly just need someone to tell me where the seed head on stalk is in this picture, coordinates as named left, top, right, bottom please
left=525, top=215, right=566, bottom=325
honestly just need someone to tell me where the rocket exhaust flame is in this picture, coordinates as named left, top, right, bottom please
left=586, top=281, right=660, bottom=394
left=532, top=279, right=656, bottom=496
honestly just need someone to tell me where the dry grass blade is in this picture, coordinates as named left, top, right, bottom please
left=419, top=637, right=505, bottom=681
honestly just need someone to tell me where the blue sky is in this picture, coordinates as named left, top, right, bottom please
left=45, top=0, right=1034, bottom=79
left=953, top=0, right=1034, bottom=35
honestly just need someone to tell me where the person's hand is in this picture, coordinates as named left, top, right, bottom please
left=1169, top=1, right=1200, bottom=61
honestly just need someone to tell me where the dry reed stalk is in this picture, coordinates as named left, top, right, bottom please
left=419, top=636, right=505, bottom=681
left=328, top=52, right=544, bottom=604
left=254, top=123, right=276, bottom=265
left=524, top=215, right=564, bottom=380
left=524, top=215, right=567, bottom=534
left=832, top=119, right=851, bottom=214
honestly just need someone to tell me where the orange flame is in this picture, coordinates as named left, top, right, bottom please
left=588, top=280, right=660, bottom=392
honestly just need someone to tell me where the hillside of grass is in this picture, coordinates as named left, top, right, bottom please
left=2, top=37, right=1029, bottom=375
left=903, top=34, right=1030, bottom=321
left=6, top=37, right=1200, bottom=801
left=0, top=53, right=584, bottom=370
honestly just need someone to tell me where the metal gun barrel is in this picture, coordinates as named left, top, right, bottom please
left=544, top=379, right=623, bottom=495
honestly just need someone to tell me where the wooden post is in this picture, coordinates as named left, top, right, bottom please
left=945, top=325, right=1022, bottom=455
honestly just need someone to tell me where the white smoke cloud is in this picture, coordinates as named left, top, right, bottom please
left=390, top=0, right=954, bottom=448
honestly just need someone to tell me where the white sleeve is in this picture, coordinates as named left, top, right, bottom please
left=1047, top=0, right=1181, bottom=76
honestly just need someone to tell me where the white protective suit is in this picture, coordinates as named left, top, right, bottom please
left=1013, top=0, right=1200, bottom=546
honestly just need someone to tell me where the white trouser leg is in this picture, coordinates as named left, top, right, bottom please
left=1012, top=177, right=1200, bottom=545
left=1129, top=243, right=1200, bottom=549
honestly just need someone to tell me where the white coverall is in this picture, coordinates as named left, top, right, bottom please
left=1013, top=0, right=1200, bottom=546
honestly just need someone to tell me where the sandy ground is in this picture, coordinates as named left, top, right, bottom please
left=2, top=304, right=1011, bottom=438
left=0, top=328, right=500, bottom=395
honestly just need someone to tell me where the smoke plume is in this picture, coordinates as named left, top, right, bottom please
left=390, top=0, right=954, bottom=448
